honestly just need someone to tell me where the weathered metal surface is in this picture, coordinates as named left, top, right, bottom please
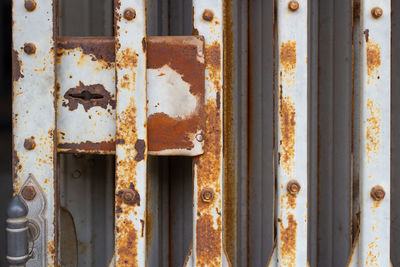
left=348, top=0, right=391, bottom=266
left=187, top=0, right=229, bottom=266
left=269, top=0, right=308, bottom=266
left=114, top=0, right=147, bottom=266
left=56, top=36, right=205, bottom=156
left=57, top=37, right=116, bottom=154
left=12, top=0, right=57, bottom=265
left=147, top=36, right=205, bottom=156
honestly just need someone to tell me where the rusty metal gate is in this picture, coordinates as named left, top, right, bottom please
left=2, top=0, right=400, bottom=266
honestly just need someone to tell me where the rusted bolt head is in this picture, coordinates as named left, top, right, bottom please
left=24, top=0, right=37, bottom=12
left=287, top=180, right=301, bottom=194
left=21, top=185, right=36, bottom=201
left=371, top=7, right=383, bottom=18
left=288, top=1, right=300, bottom=11
left=23, top=43, right=36, bottom=55
left=122, top=189, right=137, bottom=204
left=123, top=8, right=136, bottom=21
left=370, top=185, right=385, bottom=201
left=24, top=137, right=36, bottom=150
left=202, top=9, right=214, bottom=21
left=196, top=133, right=204, bottom=142
left=201, top=188, right=214, bottom=203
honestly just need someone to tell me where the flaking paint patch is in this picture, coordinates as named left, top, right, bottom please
left=366, top=99, right=381, bottom=162
left=279, top=95, right=296, bottom=176
left=280, top=214, right=298, bottom=267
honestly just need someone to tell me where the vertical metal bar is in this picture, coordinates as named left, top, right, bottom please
left=269, top=0, right=308, bottom=266
left=114, top=0, right=147, bottom=266
left=12, top=0, right=57, bottom=265
left=188, top=0, right=226, bottom=266
left=348, top=0, right=391, bottom=266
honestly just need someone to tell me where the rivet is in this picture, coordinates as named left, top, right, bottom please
left=202, top=9, right=214, bottom=21
left=24, top=0, right=37, bottom=12
left=288, top=1, right=300, bottom=11
left=72, top=169, right=81, bottom=179
left=370, top=185, right=385, bottom=201
left=196, top=133, right=204, bottom=142
left=123, top=8, right=136, bottom=21
left=122, top=189, right=137, bottom=204
left=371, top=7, right=383, bottom=19
left=21, top=185, right=36, bottom=201
left=201, top=188, right=214, bottom=203
left=23, top=43, right=36, bottom=55
left=24, top=137, right=36, bottom=150
left=287, top=180, right=301, bottom=194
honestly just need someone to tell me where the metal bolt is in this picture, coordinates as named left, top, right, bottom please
left=202, top=9, right=214, bottom=21
left=23, top=137, right=36, bottom=150
left=201, top=188, right=214, bottom=203
left=371, top=7, right=383, bottom=19
left=287, top=180, right=301, bottom=194
left=196, top=133, right=204, bottom=142
left=21, top=185, right=36, bottom=201
left=122, top=189, right=137, bottom=204
left=72, top=170, right=81, bottom=179
left=23, top=43, right=36, bottom=55
left=24, top=0, right=37, bottom=12
left=123, top=8, right=136, bottom=21
left=288, top=1, right=300, bottom=11
left=370, top=185, right=385, bottom=201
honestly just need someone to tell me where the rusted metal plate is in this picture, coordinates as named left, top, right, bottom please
left=114, top=0, right=147, bottom=266
left=269, top=0, right=308, bottom=266
left=12, top=0, right=58, bottom=265
left=56, top=36, right=205, bottom=156
left=348, top=0, right=391, bottom=266
left=147, top=36, right=205, bottom=156
left=186, top=0, right=230, bottom=266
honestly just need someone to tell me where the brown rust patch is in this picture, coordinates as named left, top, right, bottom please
left=279, top=95, right=296, bottom=176
left=118, top=48, right=138, bottom=70
left=205, top=41, right=221, bottom=69
left=57, top=140, right=115, bottom=154
left=134, top=139, right=145, bottom=161
left=196, top=214, right=222, bottom=266
left=116, top=218, right=139, bottom=266
left=366, top=41, right=381, bottom=80
left=57, top=37, right=115, bottom=67
left=280, top=41, right=297, bottom=72
left=12, top=49, right=24, bottom=82
left=63, top=81, right=116, bottom=112
left=280, top=214, right=298, bottom=267
left=366, top=99, right=381, bottom=162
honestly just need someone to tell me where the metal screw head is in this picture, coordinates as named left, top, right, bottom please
left=201, top=188, right=214, bottom=203
left=24, top=137, right=36, bottom=150
left=287, top=180, right=301, bottom=194
left=371, top=7, right=383, bottom=18
left=23, top=43, right=36, bottom=55
left=122, top=189, right=137, bottom=204
left=21, top=185, right=36, bottom=201
left=370, top=185, right=385, bottom=201
left=202, top=9, right=214, bottom=21
left=72, top=169, right=81, bottom=179
left=288, top=1, right=300, bottom=11
left=196, top=133, right=204, bottom=142
left=24, top=0, right=37, bottom=12
left=123, top=8, right=136, bottom=21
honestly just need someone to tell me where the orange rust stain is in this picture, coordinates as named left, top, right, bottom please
left=280, top=41, right=297, bottom=73
left=366, top=41, right=381, bottom=82
left=279, top=95, right=296, bottom=176
left=280, top=214, right=298, bottom=267
left=116, top=218, right=139, bottom=267
left=366, top=99, right=381, bottom=162
left=281, top=193, right=297, bottom=210
left=196, top=214, right=222, bottom=266
left=47, top=240, right=56, bottom=263
left=205, top=42, right=221, bottom=70
left=365, top=238, right=380, bottom=266
left=118, top=48, right=138, bottom=70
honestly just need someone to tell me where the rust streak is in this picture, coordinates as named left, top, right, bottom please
left=366, top=99, right=381, bottom=162
left=12, top=49, right=24, bottom=82
left=279, top=95, right=296, bottom=176
left=366, top=41, right=381, bottom=82
left=280, top=214, right=298, bottom=267
left=57, top=140, right=115, bottom=153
